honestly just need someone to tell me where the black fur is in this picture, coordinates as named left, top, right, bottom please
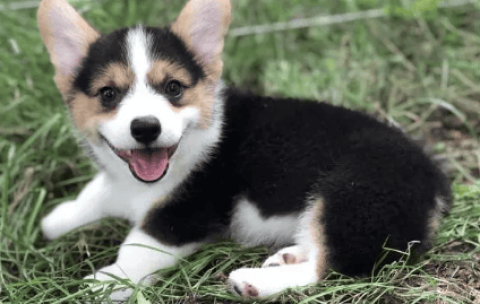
left=142, top=88, right=451, bottom=276
left=146, top=27, right=205, bottom=86
left=74, top=28, right=130, bottom=95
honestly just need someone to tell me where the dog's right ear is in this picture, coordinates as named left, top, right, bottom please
left=38, top=0, right=99, bottom=97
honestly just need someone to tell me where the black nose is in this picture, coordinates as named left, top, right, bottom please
left=130, top=116, right=161, bottom=145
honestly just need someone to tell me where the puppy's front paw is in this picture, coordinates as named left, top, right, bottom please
left=84, top=264, right=133, bottom=302
left=42, top=201, right=77, bottom=239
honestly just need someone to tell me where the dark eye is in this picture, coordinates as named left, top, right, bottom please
left=100, top=87, right=118, bottom=108
left=164, top=80, right=183, bottom=99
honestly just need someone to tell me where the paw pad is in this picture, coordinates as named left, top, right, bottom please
left=282, top=253, right=297, bottom=264
left=231, top=281, right=259, bottom=297
left=262, top=246, right=308, bottom=268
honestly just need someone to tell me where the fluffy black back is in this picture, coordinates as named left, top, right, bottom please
left=142, top=87, right=451, bottom=276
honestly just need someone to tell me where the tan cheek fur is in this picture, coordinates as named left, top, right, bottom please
left=147, top=61, right=216, bottom=129
left=70, top=92, right=118, bottom=140
left=181, top=81, right=216, bottom=129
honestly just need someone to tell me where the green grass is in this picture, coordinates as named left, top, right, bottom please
left=1, top=0, right=480, bottom=303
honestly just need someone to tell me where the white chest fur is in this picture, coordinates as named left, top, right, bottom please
left=229, top=198, right=301, bottom=247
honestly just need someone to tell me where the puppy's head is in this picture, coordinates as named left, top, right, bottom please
left=38, top=0, right=231, bottom=183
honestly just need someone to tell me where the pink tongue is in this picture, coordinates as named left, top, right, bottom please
left=130, top=149, right=169, bottom=182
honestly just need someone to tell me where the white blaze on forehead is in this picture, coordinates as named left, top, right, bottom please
left=126, top=26, right=151, bottom=87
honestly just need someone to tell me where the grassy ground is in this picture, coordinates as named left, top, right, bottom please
left=1, top=0, right=480, bottom=303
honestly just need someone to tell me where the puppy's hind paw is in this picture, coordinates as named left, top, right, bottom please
left=229, top=280, right=259, bottom=298
left=228, top=262, right=319, bottom=298
left=228, top=268, right=264, bottom=298
left=262, top=245, right=308, bottom=268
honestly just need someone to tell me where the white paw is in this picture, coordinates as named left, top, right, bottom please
left=229, top=267, right=289, bottom=298
left=228, top=268, right=261, bottom=298
left=84, top=264, right=161, bottom=302
left=229, top=263, right=319, bottom=298
left=84, top=264, right=133, bottom=302
left=42, top=201, right=77, bottom=239
left=262, top=245, right=308, bottom=268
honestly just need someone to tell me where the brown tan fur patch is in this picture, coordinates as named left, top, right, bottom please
left=147, top=61, right=216, bottom=129
left=427, top=196, right=448, bottom=244
left=181, top=80, right=216, bottom=129
left=146, top=61, right=192, bottom=89
left=70, top=92, right=118, bottom=140
left=310, top=197, right=329, bottom=279
left=90, top=63, right=135, bottom=94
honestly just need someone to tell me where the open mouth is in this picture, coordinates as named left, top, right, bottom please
left=100, top=135, right=178, bottom=183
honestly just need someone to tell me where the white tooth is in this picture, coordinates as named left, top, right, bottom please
left=127, top=150, right=132, bottom=156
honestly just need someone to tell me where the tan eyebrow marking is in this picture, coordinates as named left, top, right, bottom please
left=90, top=63, right=135, bottom=94
left=146, top=60, right=192, bottom=88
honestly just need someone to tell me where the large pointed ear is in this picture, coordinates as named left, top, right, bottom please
left=171, top=0, right=231, bottom=81
left=38, top=0, right=100, bottom=97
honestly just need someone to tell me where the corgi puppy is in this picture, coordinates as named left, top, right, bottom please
left=38, top=0, right=451, bottom=300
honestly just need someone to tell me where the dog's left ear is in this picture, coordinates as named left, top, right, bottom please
left=171, top=0, right=231, bottom=81
left=38, top=0, right=100, bottom=97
